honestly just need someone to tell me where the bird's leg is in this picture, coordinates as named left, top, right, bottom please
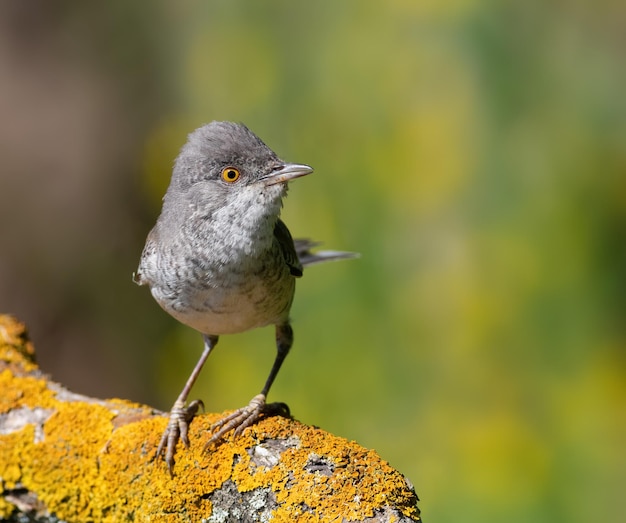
left=206, top=323, right=293, bottom=448
left=156, top=334, right=218, bottom=475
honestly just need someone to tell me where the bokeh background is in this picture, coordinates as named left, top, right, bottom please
left=1, top=1, right=625, bottom=521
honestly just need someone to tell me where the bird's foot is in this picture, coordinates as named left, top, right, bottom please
left=156, top=399, right=203, bottom=475
left=205, top=393, right=270, bottom=449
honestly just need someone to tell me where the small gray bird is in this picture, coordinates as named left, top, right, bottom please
left=134, top=121, right=356, bottom=473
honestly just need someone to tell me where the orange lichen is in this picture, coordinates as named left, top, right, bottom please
left=1, top=315, right=420, bottom=521
left=0, top=314, right=37, bottom=373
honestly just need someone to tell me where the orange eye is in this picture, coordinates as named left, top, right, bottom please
left=221, top=167, right=240, bottom=183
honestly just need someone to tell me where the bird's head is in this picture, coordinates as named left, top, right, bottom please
left=163, top=122, right=312, bottom=219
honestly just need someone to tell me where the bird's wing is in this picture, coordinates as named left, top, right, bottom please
left=274, top=219, right=303, bottom=277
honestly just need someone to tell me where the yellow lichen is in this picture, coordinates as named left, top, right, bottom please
left=0, top=314, right=37, bottom=371
left=1, top=315, right=419, bottom=521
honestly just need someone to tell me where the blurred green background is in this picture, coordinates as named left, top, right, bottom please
left=1, top=1, right=625, bottom=521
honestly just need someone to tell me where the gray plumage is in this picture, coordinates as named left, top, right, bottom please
left=135, top=121, right=356, bottom=473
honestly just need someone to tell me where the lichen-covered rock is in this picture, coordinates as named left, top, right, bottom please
left=0, top=315, right=421, bottom=522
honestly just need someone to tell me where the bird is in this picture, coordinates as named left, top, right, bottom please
left=134, top=121, right=356, bottom=473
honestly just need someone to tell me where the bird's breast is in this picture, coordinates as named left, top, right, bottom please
left=147, top=241, right=295, bottom=335
left=139, top=190, right=294, bottom=335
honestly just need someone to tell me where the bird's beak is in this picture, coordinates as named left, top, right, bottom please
left=262, top=163, right=313, bottom=186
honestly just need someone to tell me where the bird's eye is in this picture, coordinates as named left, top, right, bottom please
left=221, top=167, right=241, bottom=183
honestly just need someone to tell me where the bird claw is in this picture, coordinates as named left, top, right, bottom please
left=205, top=393, right=267, bottom=449
left=156, top=399, right=204, bottom=475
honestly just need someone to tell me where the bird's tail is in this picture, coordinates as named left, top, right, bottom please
left=294, top=239, right=359, bottom=267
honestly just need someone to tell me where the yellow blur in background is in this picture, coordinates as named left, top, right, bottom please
left=1, top=2, right=624, bottom=522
